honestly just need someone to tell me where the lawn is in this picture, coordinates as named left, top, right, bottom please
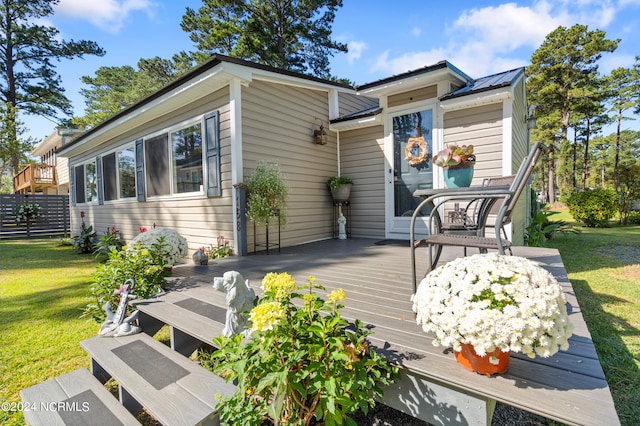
left=544, top=210, right=640, bottom=425
left=1, top=216, right=639, bottom=425
left=0, top=239, right=98, bottom=426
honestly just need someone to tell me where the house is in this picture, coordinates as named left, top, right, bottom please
left=56, top=54, right=529, bottom=255
left=13, top=131, right=69, bottom=195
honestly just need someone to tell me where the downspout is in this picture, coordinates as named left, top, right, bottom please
left=230, top=78, right=247, bottom=255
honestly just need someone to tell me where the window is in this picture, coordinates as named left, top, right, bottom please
left=103, top=153, right=117, bottom=201
left=144, top=122, right=204, bottom=197
left=72, top=161, right=97, bottom=204
left=172, top=123, right=203, bottom=193
left=85, top=162, right=97, bottom=203
left=119, top=148, right=136, bottom=199
left=101, top=147, right=136, bottom=202
left=145, top=133, right=170, bottom=197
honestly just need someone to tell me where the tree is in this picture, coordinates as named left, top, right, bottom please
left=0, top=0, right=104, bottom=175
left=527, top=24, right=618, bottom=203
left=74, top=57, right=181, bottom=128
left=0, top=102, right=37, bottom=178
left=605, top=66, right=637, bottom=191
left=180, top=0, right=348, bottom=78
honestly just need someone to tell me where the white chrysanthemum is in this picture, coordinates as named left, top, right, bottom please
left=128, top=227, right=188, bottom=266
left=411, top=253, right=573, bottom=359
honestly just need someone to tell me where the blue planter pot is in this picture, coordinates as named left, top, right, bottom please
left=443, top=167, right=474, bottom=188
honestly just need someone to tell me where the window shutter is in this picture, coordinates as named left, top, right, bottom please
left=135, top=139, right=146, bottom=201
left=96, top=156, right=104, bottom=205
left=204, top=111, right=221, bottom=197
left=69, top=165, right=76, bottom=206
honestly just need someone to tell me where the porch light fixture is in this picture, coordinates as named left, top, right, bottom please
left=314, top=120, right=327, bottom=145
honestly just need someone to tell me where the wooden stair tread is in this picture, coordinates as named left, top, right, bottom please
left=81, top=333, right=235, bottom=426
left=20, top=368, right=140, bottom=426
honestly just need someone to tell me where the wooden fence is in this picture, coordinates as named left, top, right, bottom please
left=0, top=194, right=70, bottom=239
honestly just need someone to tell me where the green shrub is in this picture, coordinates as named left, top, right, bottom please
left=627, top=211, right=640, bottom=225
left=204, top=235, right=234, bottom=259
left=525, top=209, right=579, bottom=246
left=72, top=212, right=96, bottom=254
left=93, top=226, right=126, bottom=261
left=83, top=243, right=168, bottom=322
left=566, top=188, right=617, bottom=227
left=205, top=273, right=398, bottom=426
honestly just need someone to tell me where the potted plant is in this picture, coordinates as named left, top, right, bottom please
left=246, top=162, right=288, bottom=225
left=411, top=253, right=573, bottom=375
left=432, top=144, right=476, bottom=188
left=327, top=176, right=353, bottom=201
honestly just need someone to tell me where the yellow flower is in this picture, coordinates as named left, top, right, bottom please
left=249, top=301, right=285, bottom=332
left=262, top=272, right=296, bottom=300
left=328, top=288, right=346, bottom=304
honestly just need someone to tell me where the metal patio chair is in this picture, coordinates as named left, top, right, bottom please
left=410, top=142, right=544, bottom=292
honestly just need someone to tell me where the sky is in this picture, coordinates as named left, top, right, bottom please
left=22, top=0, right=640, bottom=144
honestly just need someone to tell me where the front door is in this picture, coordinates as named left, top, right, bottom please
left=386, top=108, right=435, bottom=238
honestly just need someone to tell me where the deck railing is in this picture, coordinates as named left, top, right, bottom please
left=13, top=164, right=57, bottom=194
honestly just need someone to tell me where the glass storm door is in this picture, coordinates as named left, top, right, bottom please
left=388, top=109, right=434, bottom=236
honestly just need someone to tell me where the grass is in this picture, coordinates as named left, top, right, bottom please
left=544, top=209, right=640, bottom=425
left=0, top=239, right=98, bottom=426
left=1, top=219, right=639, bottom=425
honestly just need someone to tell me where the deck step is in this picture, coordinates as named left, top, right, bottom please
left=19, top=368, right=140, bottom=426
left=134, top=281, right=231, bottom=356
left=81, top=333, right=236, bottom=426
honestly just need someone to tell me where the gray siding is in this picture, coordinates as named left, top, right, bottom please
left=68, top=88, right=234, bottom=256
left=339, top=125, right=385, bottom=238
left=242, top=80, right=338, bottom=249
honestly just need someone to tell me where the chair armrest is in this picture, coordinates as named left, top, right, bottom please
left=413, top=185, right=511, bottom=199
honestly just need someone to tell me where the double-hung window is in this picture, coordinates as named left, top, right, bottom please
left=101, top=146, right=136, bottom=202
left=145, top=121, right=204, bottom=197
left=72, top=161, right=97, bottom=204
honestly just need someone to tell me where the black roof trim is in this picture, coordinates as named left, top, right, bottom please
left=58, top=54, right=351, bottom=153
left=330, top=106, right=383, bottom=124
left=355, top=60, right=473, bottom=91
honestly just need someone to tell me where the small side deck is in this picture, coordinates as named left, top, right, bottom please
left=161, top=238, right=618, bottom=426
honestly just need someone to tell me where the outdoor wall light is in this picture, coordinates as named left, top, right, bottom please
left=314, top=120, right=327, bottom=145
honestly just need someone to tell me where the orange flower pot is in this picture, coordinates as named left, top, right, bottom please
left=454, top=343, right=510, bottom=375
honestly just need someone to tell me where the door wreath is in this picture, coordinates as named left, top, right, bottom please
left=404, top=136, right=429, bottom=166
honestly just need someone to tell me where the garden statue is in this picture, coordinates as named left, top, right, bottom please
left=338, top=212, right=347, bottom=240
left=99, top=279, right=142, bottom=337
left=193, top=249, right=208, bottom=265
left=213, top=271, right=256, bottom=337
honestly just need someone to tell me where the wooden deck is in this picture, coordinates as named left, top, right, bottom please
left=164, top=238, right=619, bottom=426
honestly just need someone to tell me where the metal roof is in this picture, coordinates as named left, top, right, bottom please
left=440, top=67, right=525, bottom=101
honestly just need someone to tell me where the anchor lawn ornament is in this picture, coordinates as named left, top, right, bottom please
left=213, top=271, right=256, bottom=337
left=99, top=279, right=142, bottom=337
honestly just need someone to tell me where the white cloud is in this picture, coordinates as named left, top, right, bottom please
left=370, top=0, right=632, bottom=79
left=54, top=0, right=156, bottom=33
left=411, top=27, right=422, bottom=37
left=347, top=41, right=367, bottom=65
left=373, top=48, right=448, bottom=76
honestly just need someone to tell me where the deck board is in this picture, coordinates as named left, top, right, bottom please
left=157, top=238, right=619, bottom=426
